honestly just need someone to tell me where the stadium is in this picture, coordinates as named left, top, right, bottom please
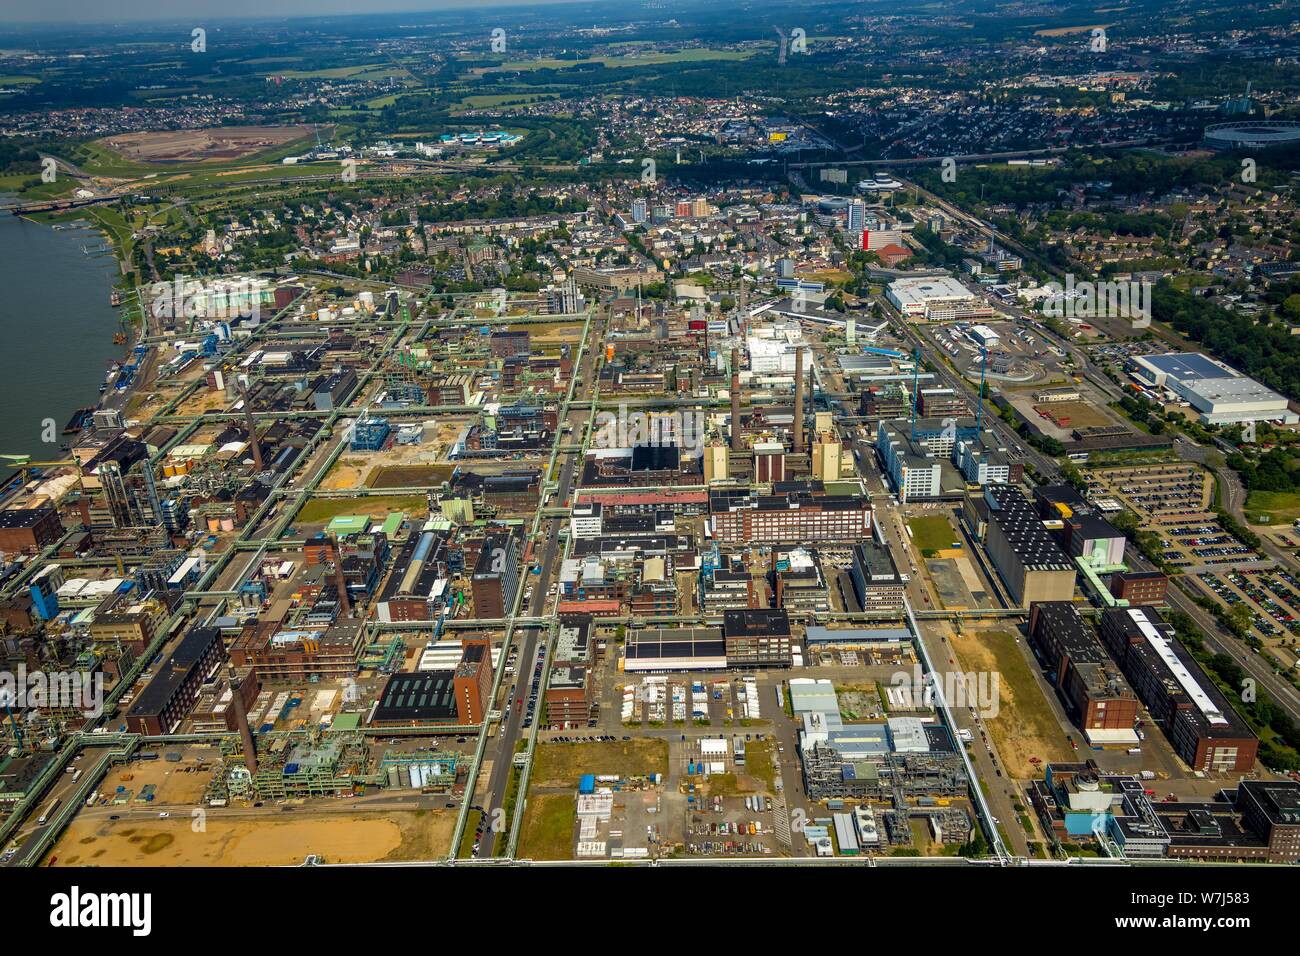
left=1203, top=121, right=1300, bottom=150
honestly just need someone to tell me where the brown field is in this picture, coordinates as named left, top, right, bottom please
left=322, top=458, right=370, bottom=490
left=1033, top=23, right=1111, bottom=36
left=1032, top=400, right=1112, bottom=429
left=367, top=463, right=457, bottom=488
left=99, top=125, right=310, bottom=164
left=946, top=626, right=1073, bottom=779
left=530, top=739, right=668, bottom=789
left=52, top=807, right=454, bottom=866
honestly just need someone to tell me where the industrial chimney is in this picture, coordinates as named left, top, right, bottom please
left=331, top=537, right=352, bottom=617
left=228, top=669, right=258, bottom=776
left=793, top=347, right=805, bottom=454
left=730, top=347, right=742, bottom=451
left=237, top=377, right=265, bottom=473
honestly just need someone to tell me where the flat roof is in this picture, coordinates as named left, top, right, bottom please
left=373, top=672, right=457, bottom=723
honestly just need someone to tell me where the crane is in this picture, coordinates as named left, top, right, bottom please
left=0, top=455, right=82, bottom=490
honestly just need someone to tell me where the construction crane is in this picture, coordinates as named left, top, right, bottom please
left=0, top=455, right=82, bottom=491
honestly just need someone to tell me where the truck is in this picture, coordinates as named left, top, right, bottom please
left=37, top=798, right=60, bottom=827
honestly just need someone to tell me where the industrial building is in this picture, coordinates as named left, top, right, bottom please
left=1027, top=602, right=1139, bottom=744
left=126, top=626, right=224, bottom=735
left=722, top=608, right=793, bottom=668
left=876, top=422, right=942, bottom=502
left=708, top=490, right=872, bottom=544
left=849, top=540, right=906, bottom=611
left=623, top=626, right=727, bottom=672
left=1128, top=352, right=1296, bottom=426
left=969, top=486, right=1076, bottom=607
left=0, top=506, right=65, bottom=554
left=1098, top=606, right=1257, bottom=772
left=1110, top=570, right=1169, bottom=605
left=471, top=532, right=521, bottom=618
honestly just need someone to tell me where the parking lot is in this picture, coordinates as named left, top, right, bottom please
left=1193, top=569, right=1300, bottom=669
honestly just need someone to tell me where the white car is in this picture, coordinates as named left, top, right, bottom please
left=158, top=812, right=170, bottom=819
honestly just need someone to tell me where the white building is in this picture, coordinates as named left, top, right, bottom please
left=968, top=324, right=1000, bottom=348
left=887, top=276, right=994, bottom=323
left=1129, top=352, right=1296, bottom=426
left=570, top=501, right=603, bottom=539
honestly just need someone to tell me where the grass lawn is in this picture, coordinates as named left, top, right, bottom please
left=744, top=740, right=776, bottom=791
left=529, top=739, right=668, bottom=789
left=457, top=809, right=482, bottom=859
left=517, top=793, right=576, bottom=860
left=908, top=515, right=958, bottom=552
left=1244, top=490, right=1300, bottom=525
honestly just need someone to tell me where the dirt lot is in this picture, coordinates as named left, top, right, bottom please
left=99, top=757, right=215, bottom=806
left=530, top=740, right=668, bottom=789
left=947, top=626, right=1073, bottom=779
left=99, top=125, right=310, bottom=164
left=1031, top=400, right=1111, bottom=429
left=52, top=807, right=454, bottom=866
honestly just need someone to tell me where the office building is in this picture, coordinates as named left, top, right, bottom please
left=1099, top=606, right=1257, bottom=772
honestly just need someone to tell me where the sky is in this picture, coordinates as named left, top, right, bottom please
left=0, top=0, right=593, bottom=26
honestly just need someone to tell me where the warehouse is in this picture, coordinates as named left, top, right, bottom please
left=1128, top=352, right=1296, bottom=426
left=977, top=486, right=1076, bottom=607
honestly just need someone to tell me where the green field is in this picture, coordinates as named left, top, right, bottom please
left=1244, top=490, right=1300, bottom=525
left=516, top=793, right=576, bottom=860
left=295, top=495, right=428, bottom=525
left=908, top=515, right=958, bottom=552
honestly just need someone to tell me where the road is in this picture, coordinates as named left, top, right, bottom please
left=473, top=313, right=602, bottom=858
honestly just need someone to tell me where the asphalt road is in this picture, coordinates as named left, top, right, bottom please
left=473, top=314, right=599, bottom=858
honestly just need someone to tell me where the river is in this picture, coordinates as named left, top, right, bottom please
left=0, top=202, right=126, bottom=477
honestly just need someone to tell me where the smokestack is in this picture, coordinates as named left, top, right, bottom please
left=794, top=347, right=805, bottom=454
left=238, top=378, right=264, bottom=472
left=228, top=669, right=258, bottom=775
left=331, top=537, right=352, bottom=617
left=730, top=347, right=742, bottom=451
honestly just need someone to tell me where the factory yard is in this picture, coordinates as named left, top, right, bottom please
left=50, top=808, right=453, bottom=866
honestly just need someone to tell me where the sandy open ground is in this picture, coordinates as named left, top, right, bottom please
left=99, top=125, right=310, bottom=164
left=53, top=808, right=454, bottom=866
